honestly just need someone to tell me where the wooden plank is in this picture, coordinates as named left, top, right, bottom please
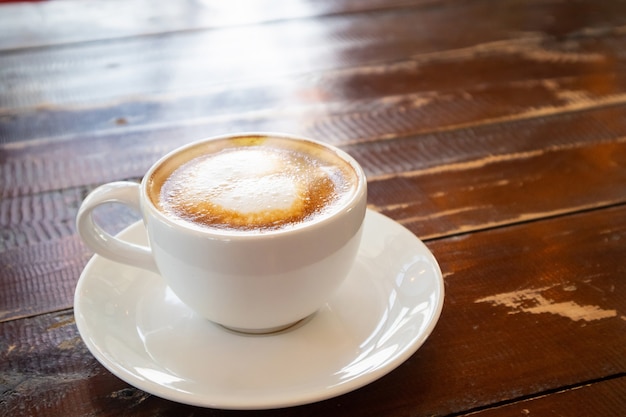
left=3, top=0, right=626, bottom=111
left=369, top=138, right=626, bottom=240
left=1, top=204, right=625, bottom=415
left=0, top=310, right=135, bottom=417
left=0, top=188, right=141, bottom=321
left=5, top=0, right=624, bottom=52
left=4, top=23, right=626, bottom=198
left=0, top=235, right=88, bottom=322
left=4, top=97, right=626, bottom=199
left=0, top=184, right=141, bottom=252
left=2, top=135, right=626, bottom=330
left=4, top=127, right=626, bottom=252
left=2, top=2, right=625, bottom=416
left=468, top=377, right=626, bottom=417
left=0, top=186, right=89, bottom=252
left=0, top=0, right=437, bottom=50
left=5, top=27, right=626, bottom=145
left=0, top=5, right=481, bottom=110
left=419, top=204, right=626, bottom=415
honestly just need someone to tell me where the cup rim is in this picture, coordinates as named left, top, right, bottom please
left=140, top=132, right=367, bottom=239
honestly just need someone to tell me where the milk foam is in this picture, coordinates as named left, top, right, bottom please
left=182, top=150, right=300, bottom=213
left=156, top=143, right=353, bottom=232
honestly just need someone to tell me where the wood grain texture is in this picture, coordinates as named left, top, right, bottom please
left=3, top=0, right=626, bottom=112
left=0, top=310, right=132, bottom=417
left=0, top=235, right=88, bottom=322
left=369, top=138, right=626, bottom=239
left=2, top=0, right=626, bottom=415
left=0, top=187, right=85, bottom=250
left=1, top=204, right=625, bottom=416
left=5, top=23, right=626, bottom=197
left=0, top=0, right=437, bottom=50
left=0, top=185, right=142, bottom=252
left=0, top=188, right=140, bottom=322
left=468, top=377, right=626, bottom=416
left=5, top=42, right=626, bottom=145
left=4, top=101, right=626, bottom=198
left=3, top=120, right=626, bottom=322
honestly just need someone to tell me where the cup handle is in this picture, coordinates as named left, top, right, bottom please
left=76, top=181, right=159, bottom=273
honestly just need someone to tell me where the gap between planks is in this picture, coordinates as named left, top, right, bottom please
left=410, top=201, right=626, bottom=243
left=4, top=76, right=626, bottom=153
left=443, top=373, right=626, bottom=417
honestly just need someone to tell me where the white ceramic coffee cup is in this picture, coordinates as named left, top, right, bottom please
left=76, top=133, right=367, bottom=333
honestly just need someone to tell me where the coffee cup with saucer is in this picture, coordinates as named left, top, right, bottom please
left=74, top=132, right=445, bottom=409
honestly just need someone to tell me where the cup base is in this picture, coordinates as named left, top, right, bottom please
left=218, top=314, right=315, bottom=336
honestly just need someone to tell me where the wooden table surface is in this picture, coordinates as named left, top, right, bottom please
left=2, top=0, right=626, bottom=415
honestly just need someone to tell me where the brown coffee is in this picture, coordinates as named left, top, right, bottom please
left=147, top=135, right=358, bottom=232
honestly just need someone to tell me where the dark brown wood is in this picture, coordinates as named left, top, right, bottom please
left=4, top=101, right=626, bottom=199
left=6, top=26, right=626, bottom=197
left=370, top=138, right=626, bottom=239
left=2, top=0, right=626, bottom=415
left=4, top=0, right=626, bottom=112
left=3, top=134, right=626, bottom=322
left=470, top=377, right=626, bottom=416
left=5, top=29, right=626, bottom=145
left=2, top=205, right=625, bottom=416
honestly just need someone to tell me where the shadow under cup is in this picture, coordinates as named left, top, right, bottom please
left=141, top=133, right=368, bottom=334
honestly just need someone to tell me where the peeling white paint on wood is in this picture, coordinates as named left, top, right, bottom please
left=369, top=149, right=547, bottom=181
left=368, top=134, right=626, bottom=182
left=476, top=285, right=617, bottom=322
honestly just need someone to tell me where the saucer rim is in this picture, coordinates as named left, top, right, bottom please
left=74, top=209, right=444, bottom=409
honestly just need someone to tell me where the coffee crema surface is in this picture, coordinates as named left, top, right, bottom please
left=148, top=136, right=358, bottom=232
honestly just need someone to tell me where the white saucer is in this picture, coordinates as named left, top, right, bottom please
left=74, top=209, right=444, bottom=410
